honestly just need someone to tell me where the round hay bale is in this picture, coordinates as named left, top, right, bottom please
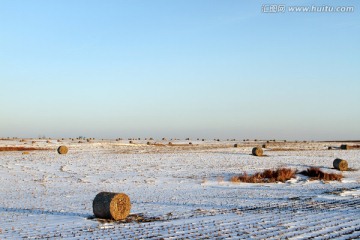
left=168, top=142, right=173, bottom=145
left=147, top=141, right=151, bottom=145
left=340, top=144, right=349, bottom=150
left=57, top=146, right=69, bottom=154
left=22, top=152, right=30, bottom=155
left=262, top=144, right=267, bottom=148
left=189, top=142, right=193, bottom=145
left=333, top=158, right=348, bottom=171
left=46, top=140, right=51, bottom=143
left=129, top=140, right=133, bottom=144
left=234, top=144, right=240, bottom=148
left=252, top=147, right=263, bottom=156
left=328, top=146, right=332, bottom=150
left=93, top=192, right=131, bottom=220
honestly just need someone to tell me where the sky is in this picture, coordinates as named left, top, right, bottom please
left=0, top=0, right=359, bottom=140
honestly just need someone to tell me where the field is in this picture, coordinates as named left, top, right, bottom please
left=0, top=138, right=359, bottom=239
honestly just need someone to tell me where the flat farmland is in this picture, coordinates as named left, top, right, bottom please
left=0, top=139, right=359, bottom=239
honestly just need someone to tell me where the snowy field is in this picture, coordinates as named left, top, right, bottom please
left=0, top=139, right=359, bottom=239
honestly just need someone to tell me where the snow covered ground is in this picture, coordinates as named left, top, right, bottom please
left=0, top=139, right=359, bottom=239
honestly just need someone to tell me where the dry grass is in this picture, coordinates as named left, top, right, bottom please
left=0, top=147, right=50, bottom=152
left=231, top=168, right=296, bottom=183
left=298, top=167, right=342, bottom=181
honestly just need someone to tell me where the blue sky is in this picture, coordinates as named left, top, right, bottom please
left=1, top=0, right=359, bottom=140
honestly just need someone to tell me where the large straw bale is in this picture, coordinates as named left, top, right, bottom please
left=333, top=158, right=348, bottom=171
left=93, top=192, right=131, bottom=220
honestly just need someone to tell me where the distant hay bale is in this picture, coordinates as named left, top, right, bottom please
left=328, top=146, right=332, bottom=150
left=22, top=152, right=30, bottom=155
left=333, top=159, right=348, bottom=171
left=340, top=144, right=350, bottom=150
left=189, top=142, right=193, bottom=145
left=129, top=140, right=133, bottom=144
left=252, top=147, right=263, bottom=156
left=57, top=146, right=69, bottom=154
left=93, top=192, right=131, bottom=220
left=168, top=142, right=173, bottom=145
left=262, top=144, right=267, bottom=148
left=46, top=140, right=51, bottom=143
left=162, top=138, right=167, bottom=141
left=147, top=141, right=151, bottom=145
left=234, top=144, right=240, bottom=148
left=32, top=141, right=36, bottom=144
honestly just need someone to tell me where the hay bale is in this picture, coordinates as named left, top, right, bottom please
left=252, top=147, right=263, bottom=156
left=328, top=146, right=332, bottom=150
left=147, top=141, right=151, bottom=145
left=168, top=142, right=173, bottom=145
left=57, top=146, right=69, bottom=154
left=262, top=144, right=267, bottom=148
left=22, top=152, right=30, bottom=155
left=340, top=144, right=351, bottom=150
left=129, top=140, right=133, bottom=144
left=234, top=144, right=240, bottom=148
left=93, top=192, right=131, bottom=220
left=333, top=158, right=348, bottom=171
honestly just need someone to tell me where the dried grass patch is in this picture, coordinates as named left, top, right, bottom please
left=0, top=147, right=51, bottom=152
left=298, top=167, right=342, bottom=181
left=231, top=168, right=296, bottom=183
